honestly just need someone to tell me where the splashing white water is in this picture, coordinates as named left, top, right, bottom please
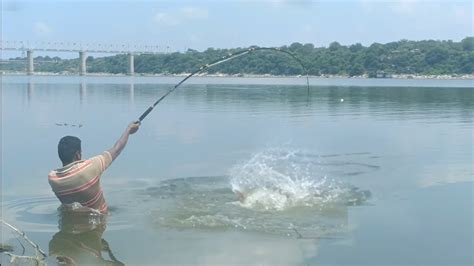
left=229, top=148, right=360, bottom=211
left=144, top=148, right=371, bottom=234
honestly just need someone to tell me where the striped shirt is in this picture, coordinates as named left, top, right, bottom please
left=48, top=151, right=113, bottom=213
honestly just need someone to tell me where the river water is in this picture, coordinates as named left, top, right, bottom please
left=1, top=76, right=473, bottom=265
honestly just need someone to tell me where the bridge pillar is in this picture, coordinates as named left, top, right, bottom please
left=27, top=50, right=34, bottom=75
left=128, top=53, right=134, bottom=76
left=79, top=51, right=87, bottom=76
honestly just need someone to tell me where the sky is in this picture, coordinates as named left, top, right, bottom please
left=1, top=0, right=473, bottom=57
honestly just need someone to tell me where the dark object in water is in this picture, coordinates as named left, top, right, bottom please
left=346, top=188, right=372, bottom=206
left=0, top=243, right=14, bottom=252
left=54, top=122, right=84, bottom=128
left=1, top=219, right=47, bottom=264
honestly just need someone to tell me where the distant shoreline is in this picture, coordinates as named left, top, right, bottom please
left=2, top=71, right=474, bottom=80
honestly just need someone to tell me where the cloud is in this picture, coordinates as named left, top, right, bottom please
left=359, top=0, right=375, bottom=12
left=153, top=7, right=209, bottom=27
left=4, top=1, right=24, bottom=12
left=302, top=25, right=313, bottom=33
left=281, top=0, right=313, bottom=7
left=391, top=0, right=419, bottom=14
left=154, top=12, right=180, bottom=26
left=241, top=0, right=313, bottom=8
left=360, top=0, right=420, bottom=14
left=451, top=4, right=472, bottom=24
left=188, top=34, right=200, bottom=43
left=34, top=21, right=53, bottom=35
left=180, top=7, right=208, bottom=19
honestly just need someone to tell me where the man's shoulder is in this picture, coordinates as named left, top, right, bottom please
left=48, top=160, right=92, bottom=180
left=87, top=151, right=112, bottom=161
left=88, top=151, right=113, bottom=172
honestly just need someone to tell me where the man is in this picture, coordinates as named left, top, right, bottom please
left=48, top=121, right=140, bottom=213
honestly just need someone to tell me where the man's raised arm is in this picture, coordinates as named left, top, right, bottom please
left=107, top=121, right=140, bottom=161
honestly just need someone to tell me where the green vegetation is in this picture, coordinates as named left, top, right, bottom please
left=2, top=37, right=473, bottom=76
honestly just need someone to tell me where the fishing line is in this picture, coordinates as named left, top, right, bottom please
left=138, top=47, right=310, bottom=122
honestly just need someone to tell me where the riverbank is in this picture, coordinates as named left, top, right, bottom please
left=3, top=73, right=473, bottom=88
left=2, top=71, right=473, bottom=80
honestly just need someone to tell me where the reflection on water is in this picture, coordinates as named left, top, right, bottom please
left=2, top=76, right=473, bottom=265
left=27, top=80, right=34, bottom=104
left=49, top=205, right=124, bottom=265
left=79, top=81, right=87, bottom=105
left=18, top=79, right=473, bottom=126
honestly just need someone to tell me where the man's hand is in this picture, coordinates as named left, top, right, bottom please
left=127, top=121, right=140, bottom=135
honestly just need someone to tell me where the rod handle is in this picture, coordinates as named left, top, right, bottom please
left=139, top=106, right=153, bottom=122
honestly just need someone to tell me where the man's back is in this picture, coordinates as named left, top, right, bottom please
left=49, top=122, right=139, bottom=213
left=48, top=151, right=113, bottom=213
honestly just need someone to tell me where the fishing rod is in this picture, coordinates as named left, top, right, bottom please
left=138, top=47, right=310, bottom=122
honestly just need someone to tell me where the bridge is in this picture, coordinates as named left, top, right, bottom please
left=1, top=40, right=164, bottom=75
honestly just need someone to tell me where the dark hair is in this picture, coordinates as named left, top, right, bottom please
left=58, top=136, right=81, bottom=165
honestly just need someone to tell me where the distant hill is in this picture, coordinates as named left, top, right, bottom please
left=2, top=37, right=473, bottom=76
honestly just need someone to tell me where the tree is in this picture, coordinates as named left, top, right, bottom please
left=329, top=42, right=342, bottom=51
left=424, top=48, right=449, bottom=65
left=461, top=37, right=474, bottom=51
left=349, top=64, right=365, bottom=76
left=4, top=37, right=472, bottom=76
left=364, top=53, right=379, bottom=71
left=460, top=53, right=474, bottom=73
left=349, top=43, right=363, bottom=53
left=289, top=42, right=304, bottom=53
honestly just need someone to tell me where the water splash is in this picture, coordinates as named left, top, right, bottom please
left=230, top=148, right=370, bottom=211
left=145, top=148, right=371, bottom=236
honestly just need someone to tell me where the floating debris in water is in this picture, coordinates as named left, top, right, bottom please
left=0, top=243, right=14, bottom=252
left=1, top=219, right=47, bottom=264
left=55, top=123, right=83, bottom=128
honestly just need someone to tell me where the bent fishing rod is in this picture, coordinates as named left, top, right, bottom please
left=138, top=47, right=310, bottom=122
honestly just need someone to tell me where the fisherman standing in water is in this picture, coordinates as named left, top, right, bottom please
left=48, top=121, right=140, bottom=213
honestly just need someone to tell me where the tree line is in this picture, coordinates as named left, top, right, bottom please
left=3, top=37, right=473, bottom=76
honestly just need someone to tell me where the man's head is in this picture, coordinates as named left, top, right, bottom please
left=58, top=136, right=82, bottom=166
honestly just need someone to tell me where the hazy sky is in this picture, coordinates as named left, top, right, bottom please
left=2, top=0, right=473, bottom=53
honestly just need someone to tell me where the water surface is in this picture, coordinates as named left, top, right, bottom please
left=1, top=76, right=473, bottom=265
